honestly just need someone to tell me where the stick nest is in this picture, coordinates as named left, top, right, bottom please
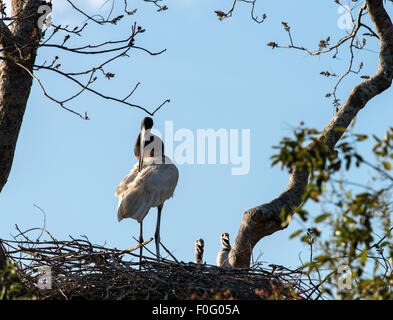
left=0, top=228, right=317, bottom=300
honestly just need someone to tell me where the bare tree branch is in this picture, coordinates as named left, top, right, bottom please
left=268, top=3, right=376, bottom=109
left=230, top=0, right=393, bottom=268
left=215, top=0, right=266, bottom=23
left=0, top=0, right=170, bottom=192
left=0, top=19, right=14, bottom=49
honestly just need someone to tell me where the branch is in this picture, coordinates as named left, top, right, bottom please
left=14, top=60, right=89, bottom=120
left=34, top=62, right=170, bottom=116
left=2, top=2, right=170, bottom=118
left=144, top=0, right=168, bottom=12
left=215, top=0, right=266, bottom=23
left=230, top=0, right=393, bottom=268
left=269, top=3, right=374, bottom=109
left=1, top=1, right=170, bottom=119
left=0, top=19, right=14, bottom=49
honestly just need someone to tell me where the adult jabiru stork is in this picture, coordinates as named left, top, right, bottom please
left=115, top=117, right=179, bottom=263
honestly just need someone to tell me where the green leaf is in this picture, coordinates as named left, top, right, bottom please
left=355, top=134, right=368, bottom=141
left=289, top=229, right=303, bottom=239
left=300, top=235, right=311, bottom=243
left=314, top=213, right=331, bottom=223
left=314, top=255, right=330, bottom=263
left=310, top=191, right=320, bottom=202
left=280, top=208, right=292, bottom=227
left=361, top=248, right=368, bottom=265
left=382, top=161, right=391, bottom=171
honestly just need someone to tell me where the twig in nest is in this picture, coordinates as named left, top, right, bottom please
left=119, top=237, right=153, bottom=254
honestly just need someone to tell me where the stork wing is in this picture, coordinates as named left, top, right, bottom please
left=114, top=162, right=139, bottom=196
left=138, top=163, right=179, bottom=207
left=117, top=160, right=179, bottom=223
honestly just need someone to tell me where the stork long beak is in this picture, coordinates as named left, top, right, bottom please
left=138, top=126, right=145, bottom=172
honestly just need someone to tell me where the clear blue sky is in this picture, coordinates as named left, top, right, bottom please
left=1, top=0, right=392, bottom=269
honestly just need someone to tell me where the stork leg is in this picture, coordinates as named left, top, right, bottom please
left=139, top=221, right=143, bottom=270
left=155, top=204, right=163, bottom=260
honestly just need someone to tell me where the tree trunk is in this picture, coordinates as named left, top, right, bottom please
left=0, top=0, right=42, bottom=192
left=230, top=0, right=393, bottom=268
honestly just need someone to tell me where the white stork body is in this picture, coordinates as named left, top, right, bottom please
left=115, top=154, right=178, bottom=262
left=116, top=155, right=178, bottom=223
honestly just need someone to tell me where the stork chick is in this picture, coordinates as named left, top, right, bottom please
left=195, top=238, right=204, bottom=264
left=216, top=232, right=232, bottom=268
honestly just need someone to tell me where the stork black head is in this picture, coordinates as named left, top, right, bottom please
left=141, top=117, right=153, bottom=130
left=135, top=117, right=164, bottom=171
left=220, top=232, right=230, bottom=250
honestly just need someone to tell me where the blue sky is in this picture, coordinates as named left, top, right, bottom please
left=1, top=0, right=392, bottom=270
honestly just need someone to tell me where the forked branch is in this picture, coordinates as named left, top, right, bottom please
left=230, top=0, right=393, bottom=268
